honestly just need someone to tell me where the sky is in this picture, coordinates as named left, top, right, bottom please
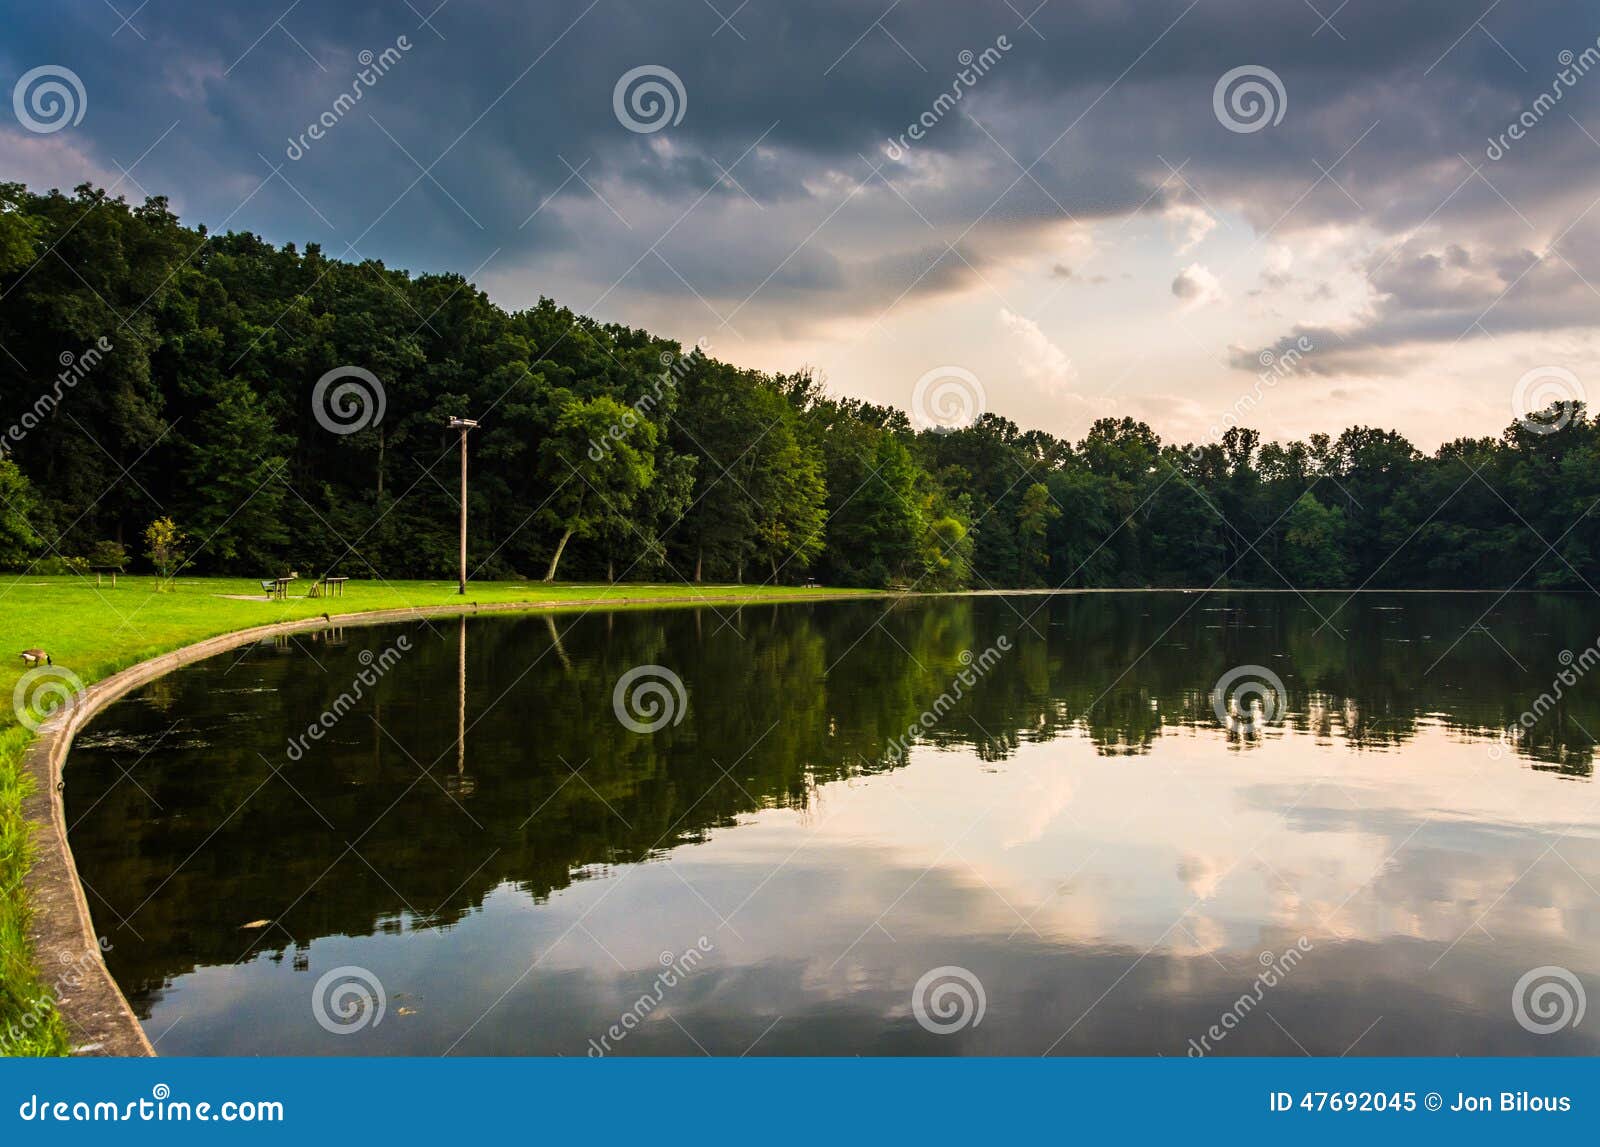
left=4, top=0, right=1600, bottom=451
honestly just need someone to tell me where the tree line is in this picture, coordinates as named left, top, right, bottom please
left=2, top=179, right=1597, bottom=590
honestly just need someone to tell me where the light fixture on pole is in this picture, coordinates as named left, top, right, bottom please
left=447, top=417, right=478, bottom=594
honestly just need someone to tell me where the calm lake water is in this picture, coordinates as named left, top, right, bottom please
left=65, top=593, right=1600, bottom=1055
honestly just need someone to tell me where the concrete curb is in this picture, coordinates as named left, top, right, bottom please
left=20, top=590, right=879, bottom=1057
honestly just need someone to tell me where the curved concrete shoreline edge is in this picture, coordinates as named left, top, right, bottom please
left=20, top=589, right=881, bottom=1058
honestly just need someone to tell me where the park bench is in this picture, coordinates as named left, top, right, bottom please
left=260, top=575, right=297, bottom=600
left=306, top=576, right=349, bottom=598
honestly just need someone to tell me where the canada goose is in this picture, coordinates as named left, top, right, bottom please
left=19, top=649, right=50, bottom=666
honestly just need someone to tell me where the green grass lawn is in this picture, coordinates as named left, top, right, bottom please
left=0, top=574, right=876, bottom=1056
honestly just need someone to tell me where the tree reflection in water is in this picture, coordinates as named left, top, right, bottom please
left=64, top=593, right=1600, bottom=1055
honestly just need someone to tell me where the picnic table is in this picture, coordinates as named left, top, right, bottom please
left=307, top=576, right=349, bottom=598
left=260, top=575, right=297, bottom=601
left=90, top=564, right=124, bottom=587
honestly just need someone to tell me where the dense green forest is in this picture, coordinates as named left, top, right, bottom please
left=2, top=180, right=1597, bottom=589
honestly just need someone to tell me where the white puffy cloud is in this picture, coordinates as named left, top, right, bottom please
left=998, top=307, right=1076, bottom=392
left=1172, top=263, right=1227, bottom=310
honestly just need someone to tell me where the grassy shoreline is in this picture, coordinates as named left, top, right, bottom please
left=0, top=575, right=879, bottom=1056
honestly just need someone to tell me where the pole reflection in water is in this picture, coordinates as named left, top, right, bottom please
left=456, top=613, right=468, bottom=794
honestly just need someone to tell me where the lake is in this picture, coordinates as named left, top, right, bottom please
left=64, top=592, right=1600, bottom=1055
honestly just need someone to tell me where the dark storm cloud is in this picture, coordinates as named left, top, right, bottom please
left=3, top=0, right=1598, bottom=354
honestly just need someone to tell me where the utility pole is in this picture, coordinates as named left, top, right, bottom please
left=448, top=417, right=478, bottom=594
